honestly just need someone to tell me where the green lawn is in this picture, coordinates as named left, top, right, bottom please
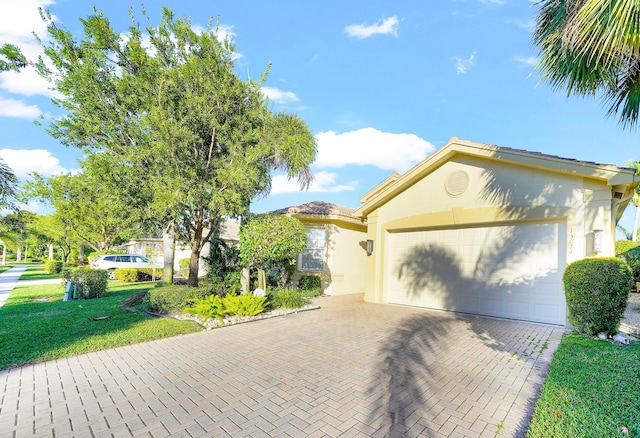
left=0, top=265, right=12, bottom=275
left=0, top=281, right=203, bottom=370
left=19, top=264, right=62, bottom=280
left=527, top=333, right=640, bottom=437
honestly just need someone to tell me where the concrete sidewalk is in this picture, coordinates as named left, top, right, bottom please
left=0, top=265, right=29, bottom=308
left=0, top=293, right=564, bottom=437
left=0, top=265, right=63, bottom=308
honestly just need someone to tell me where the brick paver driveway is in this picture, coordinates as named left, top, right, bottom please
left=0, top=294, right=564, bottom=437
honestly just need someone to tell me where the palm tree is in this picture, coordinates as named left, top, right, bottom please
left=533, top=0, right=640, bottom=128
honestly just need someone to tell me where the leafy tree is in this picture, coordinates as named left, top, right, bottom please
left=31, top=214, right=77, bottom=262
left=0, top=211, right=35, bottom=261
left=533, top=0, right=640, bottom=128
left=239, top=214, right=307, bottom=289
left=28, top=7, right=316, bottom=287
left=23, top=167, right=140, bottom=253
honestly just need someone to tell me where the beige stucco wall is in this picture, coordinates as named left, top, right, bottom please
left=293, top=219, right=367, bottom=296
left=362, top=155, right=618, bottom=304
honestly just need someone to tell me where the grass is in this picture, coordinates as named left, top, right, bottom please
left=527, top=333, right=640, bottom=437
left=0, top=281, right=203, bottom=370
left=19, top=264, right=63, bottom=280
left=0, top=265, right=12, bottom=275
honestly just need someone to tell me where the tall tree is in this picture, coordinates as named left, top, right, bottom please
left=32, top=7, right=316, bottom=286
left=23, top=167, right=141, bottom=253
left=533, top=0, right=640, bottom=128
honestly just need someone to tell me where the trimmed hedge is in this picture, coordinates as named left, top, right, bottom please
left=563, top=257, right=633, bottom=335
left=44, top=260, right=64, bottom=274
left=63, top=268, right=109, bottom=299
left=113, top=268, right=163, bottom=282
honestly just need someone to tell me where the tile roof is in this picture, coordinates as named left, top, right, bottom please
left=272, top=201, right=357, bottom=219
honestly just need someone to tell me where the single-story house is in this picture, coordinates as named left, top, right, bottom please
left=122, top=220, right=240, bottom=276
left=350, top=137, right=638, bottom=326
left=273, top=201, right=367, bottom=296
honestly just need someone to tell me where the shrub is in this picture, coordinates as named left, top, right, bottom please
left=269, top=287, right=307, bottom=309
left=183, top=295, right=226, bottom=323
left=114, top=268, right=139, bottom=282
left=137, top=268, right=163, bottom=281
left=147, top=285, right=212, bottom=314
left=179, top=258, right=190, bottom=277
left=64, top=268, right=109, bottom=299
left=44, top=260, right=64, bottom=274
left=299, top=275, right=322, bottom=297
left=113, top=268, right=163, bottom=282
left=619, top=246, right=640, bottom=287
left=616, top=240, right=639, bottom=255
left=224, top=294, right=267, bottom=316
left=563, top=257, right=633, bottom=335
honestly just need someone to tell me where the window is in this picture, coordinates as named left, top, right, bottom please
left=298, top=227, right=327, bottom=271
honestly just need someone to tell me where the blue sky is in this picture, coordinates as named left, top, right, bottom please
left=0, top=0, right=638, bottom=235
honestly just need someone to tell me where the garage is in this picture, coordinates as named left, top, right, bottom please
left=384, top=221, right=566, bottom=325
left=355, top=138, right=639, bottom=327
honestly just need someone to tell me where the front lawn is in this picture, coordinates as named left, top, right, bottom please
left=19, top=264, right=62, bottom=280
left=527, top=333, right=640, bottom=437
left=0, top=281, right=203, bottom=370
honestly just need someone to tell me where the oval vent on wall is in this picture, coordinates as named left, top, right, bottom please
left=445, top=170, right=469, bottom=196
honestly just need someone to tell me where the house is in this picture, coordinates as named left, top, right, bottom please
left=122, top=220, right=240, bottom=276
left=351, top=137, right=638, bottom=326
left=273, top=201, right=367, bottom=296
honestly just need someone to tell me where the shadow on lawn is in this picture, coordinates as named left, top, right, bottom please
left=0, top=282, right=200, bottom=371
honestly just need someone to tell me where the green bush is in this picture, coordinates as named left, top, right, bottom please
left=269, top=287, right=307, bottom=309
left=619, top=246, right=640, bottom=287
left=563, top=257, right=633, bottom=335
left=183, top=295, right=226, bottom=323
left=113, top=268, right=163, bottom=282
left=616, top=240, right=639, bottom=255
left=179, top=258, right=190, bottom=277
left=137, top=268, right=163, bottom=281
left=224, top=294, right=267, bottom=316
left=114, top=268, right=139, bottom=282
left=147, top=285, right=212, bottom=314
left=44, top=260, right=64, bottom=274
left=64, top=268, right=109, bottom=299
left=299, top=275, right=322, bottom=296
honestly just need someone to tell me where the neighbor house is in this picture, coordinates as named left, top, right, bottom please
left=122, top=220, right=240, bottom=276
left=352, top=137, right=639, bottom=325
left=273, top=201, right=367, bottom=296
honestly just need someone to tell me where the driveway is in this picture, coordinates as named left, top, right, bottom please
left=0, top=293, right=564, bottom=437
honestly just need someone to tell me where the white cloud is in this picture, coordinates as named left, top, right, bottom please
left=315, top=128, right=435, bottom=173
left=270, top=171, right=358, bottom=195
left=261, top=86, right=300, bottom=104
left=345, top=16, right=399, bottom=39
left=0, top=98, right=40, bottom=118
left=0, top=0, right=58, bottom=98
left=513, top=56, right=538, bottom=67
left=0, top=149, right=66, bottom=178
left=453, top=52, right=476, bottom=74
left=479, top=0, right=507, bottom=4
left=511, top=19, right=535, bottom=31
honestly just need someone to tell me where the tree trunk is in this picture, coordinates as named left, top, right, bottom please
left=48, top=244, right=54, bottom=261
left=188, top=225, right=204, bottom=287
left=162, top=226, right=175, bottom=285
left=633, top=205, right=639, bottom=242
left=2, top=245, right=5, bottom=265
left=16, top=247, right=21, bottom=262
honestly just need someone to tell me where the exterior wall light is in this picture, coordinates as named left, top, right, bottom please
left=593, top=229, right=604, bottom=254
left=366, top=239, right=374, bottom=256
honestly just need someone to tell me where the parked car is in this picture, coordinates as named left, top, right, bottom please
left=90, top=254, right=162, bottom=279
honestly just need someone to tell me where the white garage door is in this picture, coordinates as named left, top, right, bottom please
left=384, top=221, right=566, bottom=325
